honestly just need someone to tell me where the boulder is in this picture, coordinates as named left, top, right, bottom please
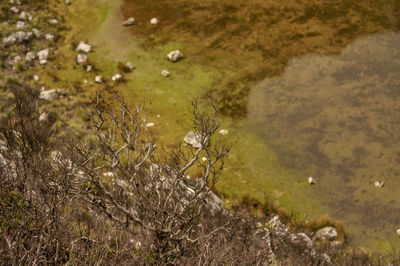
left=76, top=53, right=87, bottom=64
left=10, top=6, right=19, bottom=13
left=289, top=233, right=313, bottom=250
left=308, top=176, right=316, bottom=184
left=267, top=215, right=289, bottom=237
left=374, top=181, right=384, bottom=188
left=76, top=42, right=91, bottom=53
left=145, top=122, right=154, bottom=127
left=37, top=48, right=49, bottom=60
left=45, top=34, right=54, bottom=41
left=112, top=73, right=122, bottom=82
left=33, top=75, right=39, bottom=81
left=65, top=0, right=71, bottom=4
left=313, top=227, right=338, bottom=242
left=3, top=31, right=33, bottom=46
left=32, top=28, right=41, bottom=37
left=219, top=129, right=229, bottom=135
left=125, top=62, right=135, bottom=71
left=19, top=11, right=33, bottom=21
left=161, top=70, right=170, bottom=77
left=39, top=89, right=69, bottom=101
left=16, top=21, right=26, bottom=29
left=94, top=76, right=103, bottom=83
left=85, top=65, right=92, bottom=72
left=184, top=131, right=202, bottom=148
left=48, top=18, right=59, bottom=25
left=25, top=51, right=35, bottom=62
left=150, top=18, right=159, bottom=25
left=167, top=50, right=183, bottom=62
left=396, top=229, right=400, bottom=237
left=122, top=17, right=135, bottom=26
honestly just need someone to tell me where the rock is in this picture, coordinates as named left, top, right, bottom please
left=150, top=17, right=159, bottom=25
left=39, top=113, right=48, bottom=122
left=94, top=76, right=103, bottom=83
left=19, top=12, right=33, bottom=21
left=219, top=129, right=229, bottom=135
left=2, top=35, right=17, bottom=46
left=32, top=28, right=41, bottom=37
left=16, top=21, right=25, bottom=29
left=65, top=0, right=71, bottom=4
left=48, top=18, right=59, bottom=25
left=10, top=6, right=19, bottom=13
left=330, top=240, right=343, bottom=250
left=76, top=42, right=91, bottom=53
left=103, top=172, right=114, bottom=177
left=308, top=176, right=316, bottom=184
left=313, top=227, right=338, bottom=242
left=45, top=34, right=54, bottom=41
left=10, top=0, right=21, bottom=4
left=86, top=65, right=92, bottom=72
left=289, top=233, right=313, bottom=250
left=161, top=70, right=170, bottom=77
left=396, top=229, right=400, bottom=237
left=374, top=181, right=384, bottom=188
left=37, top=48, right=49, bottom=60
left=33, top=75, right=39, bottom=81
left=25, top=51, right=35, bottom=61
left=184, top=131, right=202, bottom=148
left=39, top=59, right=47, bottom=65
left=111, top=74, right=122, bottom=82
left=267, top=215, right=289, bottom=237
left=122, top=17, right=135, bottom=26
left=145, top=122, right=154, bottom=127
left=3, top=31, right=33, bottom=46
left=125, top=62, right=135, bottom=71
left=167, top=50, right=183, bottom=62
left=10, top=56, right=21, bottom=65
left=76, top=54, right=87, bottom=64
left=39, top=89, right=69, bottom=101
left=201, top=157, right=208, bottom=162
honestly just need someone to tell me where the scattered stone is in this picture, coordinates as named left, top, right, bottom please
left=374, top=181, right=384, bottom=188
left=308, top=176, right=316, bottom=185
left=86, top=65, right=92, bottom=72
left=19, top=12, right=33, bottom=21
left=32, top=28, right=41, bottom=37
left=161, top=70, right=170, bottom=77
left=167, top=50, right=183, bottom=62
left=48, top=18, right=59, bottom=25
left=39, top=89, right=69, bottom=101
left=76, top=53, right=87, bottom=64
left=396, top=229, right=400, bottom=237
left=125, top=62, right=135, bottom=71
left=16, top=21, right=26, bottom=29
left=289, top=233, right=313, bottom=250
left=3, top=31, right=33, bottom=46
left=10, top=6, right=19, bottom=13
left=122, top=17, right=135, bottom=26
left=313, top=227, right=338, bottom=242
left=39, top=113, right=48, bottom=122
left=45, top=34, right=55, bottom=41
left=150, top=17, right=159, bottom=25
left=25, top=51, right=35, bottom=62
left=145, top=122, right=154, bottom=127
left=184, top=131, right=202, bottom=148
left=111, top=73, right=122, bottom=82
left=65, top=0, right=71, bottom=4
left=33, top=75, right=39, bottom=81
left=94, top=76, right=103, bottom=83
left=76, top=42, right=91, bottom=53
left=219, top=129, right=229, bottom=135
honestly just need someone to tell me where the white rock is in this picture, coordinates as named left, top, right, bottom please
left=39, top=59, right=47, bottom=65
left=37, top=48, right=49, bottom=61
left=219, top=129, right=229, bottom=135
left=3, top=31, right=33, bottom=46
left=313, top=227, right=338, bottom=242
left=16, top=21, right=26, bottom=29
left=76, top=53, right=87, bottom=64
left=19, top=12, right=33, bottom=21
left=125, top=62, right=135, bottom=71
left=39, top=113, right=48, bottom=122
left=39, top=89, right=69, bottom=101
left=32, top=28, right=41, bottom=37
left=76, top=42, right=91, bottom=53
left=167, top=50, right=183, bottom=62
left=290, top=233, right=313, bottom=250
left=267, top=215, right=288, bottom=237
left=145, top=122, right=155, bottom=127
left=10, top=6, right=19, bottom=13
left=161, top=70, right=170, bottom=77
left=156, top=114, right=160, bottom=118
left=10, top=56, right=21, bottom=65
left=65, top=0, right=71, bottom=4
left=122, top=17, right=135, bottom=26
left=112, top=73, right=122, bottom=82
left=150, top=17, right=159, bottom=25
left=103, top=172, right=114, bottom=177
left=94, top=76, right=103, bottom=83
left=308, top=176, right=316, bottom=185
left=396, top=229, right=400, bottom=236
left=45, top=34, right=54, bottom=41
left=25, top=51, right=35, bottom=61
left=184, top=131, right=202, bottom=148
left=374, top=181, right=384, bottom=188
left=33, top=75, right=39, bottom=81
left=86, top=65, right=92, bottom=72
left=48, top=18, right=59, bottom=25
left=202, top=157, right=207, bottom=162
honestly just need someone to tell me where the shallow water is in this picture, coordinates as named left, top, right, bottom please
left=248, top=32, right=400, bottom=249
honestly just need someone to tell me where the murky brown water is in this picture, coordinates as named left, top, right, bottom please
left=248, top=32, right=400, bottom=249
